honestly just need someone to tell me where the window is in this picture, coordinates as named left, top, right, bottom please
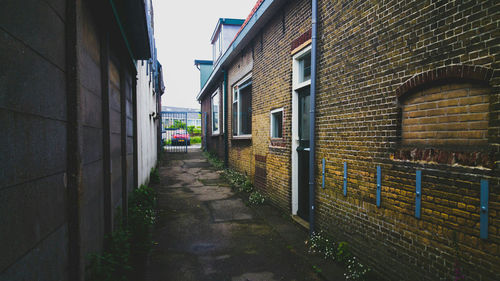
left=292, top=46, right=312, bottom=148
left=232, top=76, right=252, bottom=136
left=270, top=108, right=283, bottom=138
left=211, top=90, right=220, bottom=134
left=298, top=52, right=311, bottom=83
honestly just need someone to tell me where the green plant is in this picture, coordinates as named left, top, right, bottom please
left=88, top=226, right=131, bottom=281
left=87, top=185, right=157, bottom=281
left=128, top=185, right=157, bottom=273
left=169, top=120, right=186, bottom=129
left=306, top=232, right=371, bottom=280
left=249, top=191, right=265, bottom=205
left=203, top=151, right=224, bottom=170
left=336, top=241, right=352, bottom=263
left=222, top=169, right=251, bottom=192
left=150, top=168, right=160, bottom=184
left=241, top=179, right=253, bottom=193
left=193, top=127, right=201, bottom=135
left=312, top=265, right=322, bottom=274
left=191, top=136, right=201, bottom=144
left=344, top=257, right=370, bottom=281
left=307, top=231, right=336, bottom=260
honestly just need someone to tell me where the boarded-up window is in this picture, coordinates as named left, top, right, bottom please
left=401, top=83, right=489, bottom=146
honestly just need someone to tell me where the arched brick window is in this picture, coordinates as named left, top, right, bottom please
left=395, top=65, right=495, bottom=168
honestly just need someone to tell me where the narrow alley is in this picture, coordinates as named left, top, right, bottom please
left=145, top=149, right=345, bottom=281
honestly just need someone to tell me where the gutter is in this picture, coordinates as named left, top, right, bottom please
left=309, top=0, right=318, bottom=236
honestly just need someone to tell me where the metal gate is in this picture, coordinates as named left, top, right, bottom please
left=161, top=111, right=188, bottom=153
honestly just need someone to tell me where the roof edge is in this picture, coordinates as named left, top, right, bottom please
left=197, top=0, right=283, bottom=101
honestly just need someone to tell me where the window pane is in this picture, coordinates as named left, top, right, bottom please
left=232, top=101, right=238, bottom=135
left=212, top=93, right=219, bottom=132
left=240, top=86, right=252, bottom=135
left=272, top=111, right=283, bottom=138
left=299, top=53, right=311, bottom=83
left=298, top=87, right=310, bottom=146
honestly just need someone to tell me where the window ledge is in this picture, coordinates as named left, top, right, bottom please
left=232, top=135, right=252, bottom=140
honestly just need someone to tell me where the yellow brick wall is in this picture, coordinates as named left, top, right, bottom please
left=221, top=0, right=499, bottom=280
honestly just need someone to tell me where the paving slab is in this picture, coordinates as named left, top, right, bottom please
left=145, top=149, right=346, bottom=281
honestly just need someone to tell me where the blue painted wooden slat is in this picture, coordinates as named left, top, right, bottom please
left=376, top=166, right=381, bottom=208
left=322, top=158, right=325, bottom=189
left=415, top=170, right=421, bottom=219
left=480, top=179, right=489, bottom=239
left=343, top=162, right=347, bottom=196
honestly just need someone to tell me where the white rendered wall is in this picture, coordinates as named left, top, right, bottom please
left=136, top=61, right=158, bottom=186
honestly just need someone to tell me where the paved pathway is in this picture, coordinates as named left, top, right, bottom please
left=145, top=149, right=345, bottom=281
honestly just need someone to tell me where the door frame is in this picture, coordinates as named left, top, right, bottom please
left=291, top=45, right=312, bottom=216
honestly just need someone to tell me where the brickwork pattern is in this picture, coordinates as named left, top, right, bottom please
left=215, top=0, right=499, bottom=280
left=227, top=0, right=312, bottom=212
left=401, top=83, right=490, bottom=146
left=314, top=0, right=500, bottom=280
left=253, top=0, right=312, bottom=212
left=228, top=47, right=254, bottom=177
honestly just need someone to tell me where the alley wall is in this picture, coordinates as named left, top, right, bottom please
left=314, top=1, right=499, bottom=280
left=0, top=0, right=69, bottom=279
left=221, top=0, right=499, bottom=280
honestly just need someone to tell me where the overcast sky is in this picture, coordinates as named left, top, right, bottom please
left=152, top=0, right=257, bottom=110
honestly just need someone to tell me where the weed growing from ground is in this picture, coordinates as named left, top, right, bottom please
left=203, top=151, right=225, bottom=170
left=87, top=185, right=157, bottom=281
left=308, top=231, right=336, bottom=260
left=249, top=191, right=265, bottom=205
left=345, top=257, right=371, bottom=281
left=149, top=167, right=160, bottom=184
left=306, top=232, right=371, bottom=281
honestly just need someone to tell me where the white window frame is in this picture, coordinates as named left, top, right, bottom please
left=270, top=107, right=284, bottom=139
left=291, top=45, right=311, bottom=216
left=211, top=90, right=220, bottom=135
left=232, top=73, right=252, bottom=138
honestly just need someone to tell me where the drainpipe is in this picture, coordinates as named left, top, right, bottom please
left=309, top=0, right=318, bottom=236
left=223, top=70, right=229, bottom=168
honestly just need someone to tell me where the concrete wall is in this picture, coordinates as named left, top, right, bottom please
left=137, top=61, right=158, bottom=185
left=0, top=0, right=143, bottom=279
left=78, top=0, right=105, bottom=272
left=0, top=0, right=69, bottom=279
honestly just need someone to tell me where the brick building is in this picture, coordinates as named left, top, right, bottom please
left=197, top=0, right=499, bottom=280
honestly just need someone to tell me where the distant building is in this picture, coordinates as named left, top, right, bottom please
left=161, top=106, right=201, bottom=128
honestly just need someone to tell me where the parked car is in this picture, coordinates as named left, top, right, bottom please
left=172, top=129, right=190, bottom=146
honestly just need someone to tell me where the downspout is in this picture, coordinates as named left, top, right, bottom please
left=309, top=0, right=318, bottom=236
left=223, top=70, right=229, bottom=167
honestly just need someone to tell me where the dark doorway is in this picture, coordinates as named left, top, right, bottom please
left=297, top=87, right=310, bottom=221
